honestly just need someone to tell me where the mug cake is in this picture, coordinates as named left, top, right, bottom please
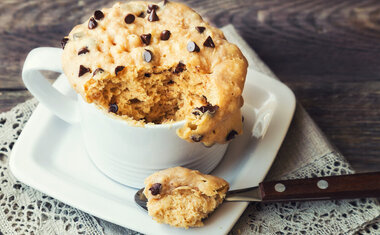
left=61, top=0, right=248, bottom=146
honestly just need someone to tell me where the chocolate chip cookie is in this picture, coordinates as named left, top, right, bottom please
left=143, top=167, right=229, bottom=228
left=61, top=1, right=248, bottom=146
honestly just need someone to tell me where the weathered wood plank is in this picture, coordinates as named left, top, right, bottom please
left=2, top=0, right=380, bottom=87
left=0, top=90, right=33, bottom=113
left=287, top=81, right=380, bottom=172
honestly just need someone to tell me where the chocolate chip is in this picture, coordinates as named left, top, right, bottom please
left=143, top=50, right=153, bottom=62
left=115, top=66, right=125, bottom=75
left=61, top=37, right=69, bottom=49
left=109, top=103, right=118, bottom=113
left=202, top=95, right=208, bottom=103
left=149, top=183, right=162, bottom=195
left=160, top=30, right=171, bottom=40
left=94, top=10, right=104, bottom=20
left=203, top=36, right=215, bottom=48
left=226, top=130, right=238, bottom=141
left=129, top=98, right=141, bottom=104
left=140, top=33, right=151, bottom=45
left=147, top=4, right=159, bottom=13
left=78, top=47, right=89, bottom=55
left=144, top=73, right=151, bottom=77
left=191, top=135, right=203, bottom=142
left=163, top=0, right=169, bottom=5
left=167, top=80, right=174, bottom=84
left=195, top=26, right=206, bottom=33
left=242, top=116, right=245, bottom=122
left=192, top=104, right=219, bottom=116
left=187, top=41, right=200, bottom=52
left=88, top=17, right=97, bottom=29
left=174, top=62, right=186, bottom=73
left=124, top=14, right=135, bottom=24
left=148, top=9, right=159, bottom=22
left=152, top=119, right=161, bottom=124
left=93, top=68, right=104, bottom=76
left=138, top=12, right=145, bottom=18
left=78, top=65, right=90, bottom=77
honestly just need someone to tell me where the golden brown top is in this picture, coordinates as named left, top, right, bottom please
left=61, top=1, right=247, bottom=145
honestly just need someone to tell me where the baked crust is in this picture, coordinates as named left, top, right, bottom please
left=62, top=1, right=248, bottom=145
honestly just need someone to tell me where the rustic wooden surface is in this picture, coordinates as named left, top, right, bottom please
left=0, top=0, right=379, bottom=172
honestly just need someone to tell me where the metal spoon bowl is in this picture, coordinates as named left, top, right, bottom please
left=135, top=188, right=148, bottom=211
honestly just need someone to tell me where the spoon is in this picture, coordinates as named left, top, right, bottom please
left=135, top=172, right=380, bottom=211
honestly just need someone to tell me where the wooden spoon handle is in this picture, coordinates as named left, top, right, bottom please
left=259, top=172, right=380, bottom=202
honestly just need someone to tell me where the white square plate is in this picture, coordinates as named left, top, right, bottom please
left=10, top=68, right=295, bottom=234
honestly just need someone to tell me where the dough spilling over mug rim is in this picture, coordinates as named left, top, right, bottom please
left=61, top=1, right=248, bottom=146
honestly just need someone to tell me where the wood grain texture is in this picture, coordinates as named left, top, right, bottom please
left=0, top=90, right=33, bottom=113
left=260, top=172, right=380, bottom=202
left=0, top=0, right=379, bottom=172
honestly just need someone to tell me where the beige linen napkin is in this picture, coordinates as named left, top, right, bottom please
left=0, top=25, right=379, bottom=235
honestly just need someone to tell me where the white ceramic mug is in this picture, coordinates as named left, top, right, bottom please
left=22, top=47, right=229, bottom=188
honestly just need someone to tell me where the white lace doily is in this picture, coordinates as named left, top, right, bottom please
left=230, top=152, right=380, bottom=235
left=0, top=99, right=104, bottom=235
left=1, top=99, right=379, bottom=235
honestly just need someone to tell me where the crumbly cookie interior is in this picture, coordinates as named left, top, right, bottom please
left=147, top=186, right=227, bottom=228
left=62, top=1, right=248, bottom=145
left=143, top=166, right=229, bottom=228
left=85, top=67, right=212, bottom=124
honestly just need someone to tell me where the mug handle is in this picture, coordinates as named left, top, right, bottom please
left=22, top=47, right=80, bottom=124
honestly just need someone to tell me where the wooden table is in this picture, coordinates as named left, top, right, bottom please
left=1, top=0, right=379, bottom=172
